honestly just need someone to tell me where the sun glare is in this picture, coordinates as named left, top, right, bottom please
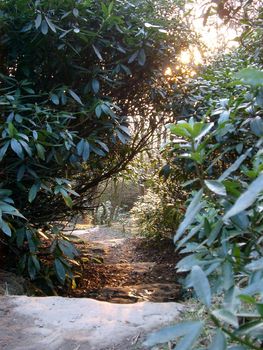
left=180, top=47, right=203, bottom=65
left=186, top=0, right=239, bottom=51
left=164, top=1, right=240, bottom=80
left=164, top=67, right=172, bottom=76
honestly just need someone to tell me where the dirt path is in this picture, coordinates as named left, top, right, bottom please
left=64, top=226, right=183, bottom=303
left=0, top=226, right=186, bottom=350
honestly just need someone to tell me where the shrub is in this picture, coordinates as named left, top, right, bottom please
left=144, top=61, right=263, bottom=348
left=0, top=0, right=193, bottom=289
left=131, top=186, right=183, bottom=239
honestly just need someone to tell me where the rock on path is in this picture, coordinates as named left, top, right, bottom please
left=0, top=296, right=183, bottom=350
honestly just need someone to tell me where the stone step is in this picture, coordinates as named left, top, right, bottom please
left=102, top=262, right=155, bottom=270
left=90, top=283, right=181, bottom=304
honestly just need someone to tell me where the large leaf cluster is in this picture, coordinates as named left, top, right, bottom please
left=148, top=62, right=263, bottom=348
left=0, top=0, right=193, bottom=288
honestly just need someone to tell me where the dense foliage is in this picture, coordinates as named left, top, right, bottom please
left=130, top=156, right=185, bottom=238
left=144, top=47, right=263, bottom=350
left=0, top=0, right=193, bottom=289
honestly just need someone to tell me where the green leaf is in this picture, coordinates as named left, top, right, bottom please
left=118, top=125, right=131, bottom=136
left=31, top=254, right=40, bottom=272
left=235, top=320, right=263, bottom=336
left=11, top=139, right=23, bottom=158
left=68, top=89, right=83, bottom=105
left=19, top=140, right=32, bottom=156
left=108, top=1, right=114, bottom=14
left=0, top=142, right=10, bottom=161
left=238, top=295, right=256, bottom=304
left=120, top=64, right=131, bottom=75
left=20, top=22, right=33, bottom=32
left=223, top=261, right=234, bottom=291
left=231, top=212, right=249, bottom=230
left=41, top=19, right=48, bottom=35
left=82, top=141, right=90, bottom=161
left=128, top=51, right=139, bottom=63
left=76, top=139, right=85, bottom=156
left=212, top=309, right=239, bottom=328
left=92, top=79, right=100, bottom=94
left=28, top=256, right=37, bottom=280
left=224, top=173, right=263, bottom=220
left=0, top=220, right=12, bottom=236
left=116, top=130, right=128, bottom=144
left=28, top=183, right=40, bottom=203
left=242, top=279, right=263, bottom=295
left=72, top=8, right=79, bottom=17
left=143, top=321, right=203, bottom=348
left=26, top=230, right=36, bottom=253
left=96, top=140, right=109, bottom=153
left=138, top=48, right=146, bottom=66
left=250, top=116, right=263, bottom=137
left=235, top=68, right=263, bottom=87
left=168, top=123, right=192, bottom=138
left=63, top=195, right=73, bottom=208
left=207, top=220, right=223, bottom=246
left=0, top=202, right=26, bottom=219
left=174, top=190, right=203, bottom=243
left=208, top=330, right=227, bottom=350
left=36, top=143, right=46, bottom=160
left=50, top=93, right=59, bottom=105
left=92, top=45, right=103, bottom=61
left=58, top=240, right=78, bottom=258
left=35, top=14, right=42, bottom=29
left=32, top=130, right=38, bottom=140
left=95, top=105, right=102, bottom=117
left=16, top=228, right=25, bottom=248
left=256, top=303, right=263, bottom=317
left=44, top=16, right=56, bottom=33
left=219, top=149, right=251, bottom=181
left=190, top=265, right=211, bottom=307
left=205, top=180, right=226, bottom=196
left=8, top=122, right=15, bottom=137
left=176, top=254, right=205, bottom=273
left=54, top=258, right=66, bottom=284
left=194, top=122, right=214, bottom=141
left=245, top=258, right=263, bottom=272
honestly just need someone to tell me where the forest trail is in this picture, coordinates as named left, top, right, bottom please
left=0, top=227, right=184, bottom=350
left=65, top=226, right=182, bottom=303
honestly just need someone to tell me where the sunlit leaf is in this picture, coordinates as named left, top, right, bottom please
left=208, top=330, right=226, bottom=350
left=143, top=321, right=203, bottom=349
left=54, top=258, right=66, bottom=283
left=224, top=173, right=263, bottom=220
left=45, top=16, right=56, bottom=32
left=92, top=79, right=100, bottom=94
left=235, top=68, right=263, bottom=86
left=190, top=265, right=211, bottom=307
left=205, top=180, right=226, bottom=196
left=212, top=309, right=239, bottom=328
left=41, top=19, right=48, bottom=35
left=138, top=48, right=146, bottom=66
left=35, top=14, right=42, bottom=29
left=68, top=89, right=83, bottom=105
left=92, top=45, right=103, bottom=61
left=174, top=190, right=203, bottom=243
